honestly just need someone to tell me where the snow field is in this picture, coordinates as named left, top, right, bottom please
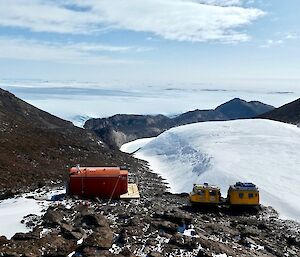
left=121, top=119, right=300, bottom=222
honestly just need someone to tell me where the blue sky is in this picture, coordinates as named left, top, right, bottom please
left=0, top=0, right=300, bottom=90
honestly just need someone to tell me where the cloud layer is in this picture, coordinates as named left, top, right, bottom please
left=0, top=0, right=264, bottom=43
left=0, top=37, right=144, bottom=64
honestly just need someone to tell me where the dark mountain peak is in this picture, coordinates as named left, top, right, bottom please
left=215, top=98, right=274, bottom=120
left=227, top=97, right=245, bottom=103
left=216, top=98, right=249, bottom=110
left=259, top=98, right=300, bottom=125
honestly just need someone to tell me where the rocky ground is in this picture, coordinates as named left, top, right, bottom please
left=0, top=160, right=300, bottom=257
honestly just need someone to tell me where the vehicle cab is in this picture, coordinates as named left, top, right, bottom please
left=189, top=183, right=221, bottom=204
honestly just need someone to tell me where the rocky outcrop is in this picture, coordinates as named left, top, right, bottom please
left=85, top=114, right=174, bottom=148
left=259, top=98, right=300, bottom=126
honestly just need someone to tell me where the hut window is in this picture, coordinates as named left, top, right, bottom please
left=239, top=193, right=244, bottom=199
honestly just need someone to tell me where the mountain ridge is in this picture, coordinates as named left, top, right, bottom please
left=84, top=98, right=274, bottom=148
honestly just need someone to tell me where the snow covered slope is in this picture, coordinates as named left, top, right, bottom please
left=121, top=119, right=300, bottom=221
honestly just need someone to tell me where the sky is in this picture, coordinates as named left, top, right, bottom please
left=0, top=0, right=300, bottom=91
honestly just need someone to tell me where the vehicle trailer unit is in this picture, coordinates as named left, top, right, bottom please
left=227, top=182, right=259, bottom=206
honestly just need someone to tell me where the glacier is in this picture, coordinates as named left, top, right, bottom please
left=121, top=119, right=300, bottom=222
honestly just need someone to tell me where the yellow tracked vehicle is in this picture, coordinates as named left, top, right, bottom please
left=189, top=183, right=221, bottom=205
left=189, top=182, right=260, bottom=207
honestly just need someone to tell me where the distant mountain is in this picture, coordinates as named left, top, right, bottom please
left=259, top=98, right=300, bottom=126
left=85, top=98, right=274, bottom=148
left=215, top=98, right=274, bottom=120
left=0, top=88, right=135, bottom=197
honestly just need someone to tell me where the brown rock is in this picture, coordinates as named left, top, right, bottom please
left=11, top=232, right=39, bottom=241
left=153, top=220, right=178, bottom=234
left=43, top=209, right=64, bottom=227
left=83, top=227, right=113, bottom=250
left=0, top=252, right=20, bottom=257
left=118, top=248, right=133, bottom=257
left=80, top=247, right=113, bottom=257
left=79, top=213, right=109, bottom=228
left=0, top=235, right=8, bottom=246
left=148, top=251, right=163, bottom=257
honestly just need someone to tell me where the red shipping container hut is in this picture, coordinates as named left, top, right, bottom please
left=67, top=166, right=128, bottom=199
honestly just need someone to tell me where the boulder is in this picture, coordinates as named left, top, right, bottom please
left=198, top=234, right=235, bottom=256
left=118, top=248, right=133, bottom=257
left=82, top=227, right=113, bottom=250
left=77, top=213, right=109, bottom=228
left=43, top=209, right=64, bottom=227
left=0, top=252, right=20, bottom=257
left=168, top=233, right=198, bottom=250
left=79, top=247, right=113, bottom=257
left=11, top=231, right=39, bottom=241
left=155, top=209, right=193, bottom=225
left=42, top=235, right=76, bottom=256
left=169, top=233, right=184, bottom=247
left=197, top=249, right=212, bottom=257
left=239, top=237, right=256, bottom=247
left=152, top=220, right=178, bottom=234
left=0, top=235, right=8, bottom=246
left=148, top=251, right=163, bottom=257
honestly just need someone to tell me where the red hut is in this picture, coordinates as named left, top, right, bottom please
left=67, top=166, right=128, bottom=199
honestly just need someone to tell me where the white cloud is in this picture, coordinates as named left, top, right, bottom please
left=0, top=0, right=99, bottom=34
left=260, top=39, right=283, bottom=48
left=0, top=37, right=143, bottom=64
left=261, top=32, right=300, bottom=48
left=0, top=0, right=265, bottom=43
left=285, top=33, right=300, bottom=40
left=189, top=0, right=242, bottom=6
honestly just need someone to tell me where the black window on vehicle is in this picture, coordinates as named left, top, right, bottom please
left=209, top=190, right=217, bottom=196
left=198, top=190, right=205, bottom=196
left=239, top=193, right=244, bottom=199
left=248, top=193, right=254, bottom=198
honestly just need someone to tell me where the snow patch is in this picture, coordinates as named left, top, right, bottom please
left=120, top=137, right=154, bottom=154
left=0, top=197, right=43, bottom=239
left=0, top=187, right=66, bottom=239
